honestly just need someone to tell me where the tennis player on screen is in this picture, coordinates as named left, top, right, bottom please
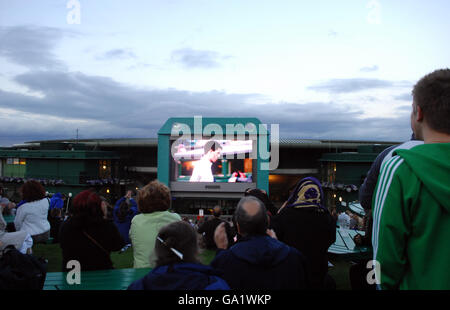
left=190, top=140, right=222, bottom=182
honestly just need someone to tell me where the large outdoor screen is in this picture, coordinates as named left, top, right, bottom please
left=170, top=139, right=254, bottom=183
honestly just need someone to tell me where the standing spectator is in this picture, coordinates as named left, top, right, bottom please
left=130, top=180, right=181, bottom=268
left=48, top=193, right=65, bottom=243
left=373, top=69, right=450, bottom=289
left=59, top=189, right=125, bottom=271
left=197, top=206, right=232, bottom=250
left=113, top=190, right=138, bottom=245
left=210, top=196, right=310, bottom=290
left=128, top=221, right=229, bottom=290
left=14, top=181, right=50, bottom=244
left=270, top=177, right=336, bottom=289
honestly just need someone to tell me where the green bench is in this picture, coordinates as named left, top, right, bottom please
left=44, top=267, right=151, bottom=290
left=328, top=228, right=372, bottom=260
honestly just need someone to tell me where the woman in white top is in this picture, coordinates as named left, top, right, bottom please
left=14, top=181, right=50, bottom=244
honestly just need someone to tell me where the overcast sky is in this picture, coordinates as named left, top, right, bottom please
left=1, top=0, right=449, bottom=146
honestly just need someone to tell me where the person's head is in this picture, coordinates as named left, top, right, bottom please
left=125, top=190, right=134, bottom=199
left=203, top=140, right=222, bottom=163
left=117, top=199, right=131, bottom=222
left=155, top=221, right=200, bottom=267
left=137, top=180, right=171, bottom=214
left=411, top=68, right=450, bottom=140
left=234, top=196, right=268, bottom=237
left=244, top=188, right=276, bottom=215
left=20, top=180, right=46, bottom=203
left=72, top=189, right=105, bottom=222
left=212, top=205, right=222, bottom=218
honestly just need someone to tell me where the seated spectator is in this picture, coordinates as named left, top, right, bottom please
left=197, top=206, right=233, bottom=250
left=129, top=180, right=181, bottom=268
left=210, top=196, right=310, bottom=290
left=59, top=189, right=125, bottom=272
left=0, top=205, right=33, bottom=254
left=113, top=190, right=138, bottom=244
left=270, top=177, right=336, bottom=289
left=14, top=181, right=51, bottom=244
left=128, top=221, right=229, bottom=290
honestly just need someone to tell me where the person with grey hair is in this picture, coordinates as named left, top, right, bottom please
left=210, top=196, right=310, bottom=289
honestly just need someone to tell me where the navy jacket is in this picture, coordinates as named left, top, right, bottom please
left=127, top=263, right=230, bottom=290
left=113, top=197, right=138, bottom=244
left=210, top=235, right=310, bottom=290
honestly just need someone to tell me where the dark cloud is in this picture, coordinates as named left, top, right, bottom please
left=360, top=65, right=379, bottom=72
left=171, top=48, right=229, bottom=69
left=0, top=25, right=72, bottom=70
left=96, top=48, right=136, bottom=60
left=0, top=69, right=412, bottom=146
left=0, top=25, right=412, bottom=146
left=307, top=78, right=411, bottom=94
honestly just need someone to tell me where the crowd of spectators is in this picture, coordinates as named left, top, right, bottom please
left=1, top=68, right=448, bottom=291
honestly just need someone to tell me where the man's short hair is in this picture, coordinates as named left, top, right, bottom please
left=137, top=180, right=171, bottom=213
left=203, top=140, right=222, bottom=154
left=412, top=68, right=450, bottom=134
left=234, top=196, right=268, bottom=236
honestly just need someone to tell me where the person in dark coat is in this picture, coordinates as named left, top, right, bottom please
left=113, top=190, right=138, bottom=244
left=197, top=206, right=232, bottom=249
left=59, top=189, right=125, bottom=272
left=128, top=221, right=229, bottom=290
left=270, top=177, right=336, bottom=290
left=210, top=196, right=310, bottom=290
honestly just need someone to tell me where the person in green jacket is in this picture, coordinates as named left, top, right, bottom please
left=130, top=180, right=181, bottom=268
left=372, top=68, right=450, bottom=290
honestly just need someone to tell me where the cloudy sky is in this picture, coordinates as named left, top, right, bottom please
left=1, top=0, right=449, bottom=146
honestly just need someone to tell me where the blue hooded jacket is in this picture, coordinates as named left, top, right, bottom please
left=49, top=193, right=64, bottom=210
left=113, top=197, right=138, bottom=244
left=127, top=263, right=229, bottom=290
left=210, top=235, right=310, bottom=289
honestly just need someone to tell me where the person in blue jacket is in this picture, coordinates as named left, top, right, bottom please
left=210, top=196, right=310, bottom=290
left=127, top=220, right=229, bottom=290
left=113, top=190, right=138, bottom=244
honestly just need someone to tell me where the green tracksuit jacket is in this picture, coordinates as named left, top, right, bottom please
left=372, top=143, right=450, bottom=290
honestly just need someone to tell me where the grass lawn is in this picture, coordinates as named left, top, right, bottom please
left=32, top=243, right=217, bottom=272
left=33, top=243, right=352, bottom=289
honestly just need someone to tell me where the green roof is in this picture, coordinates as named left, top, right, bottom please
left=0, top=150, right=120, bottom=160
left=158, top=117, right=266, bottom=135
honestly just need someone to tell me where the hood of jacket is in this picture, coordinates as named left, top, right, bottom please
left=229, top=235, right=291, bottom=267
left=137, top=263, right=227, bottom=290
left=396, top=143, right=450, bottom=212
